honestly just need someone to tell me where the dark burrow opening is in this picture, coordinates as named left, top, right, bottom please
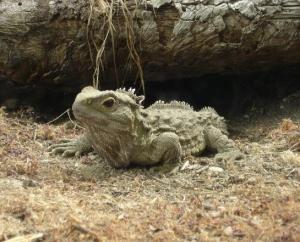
left=0, top=65, right=299, bottom=123
left=146, top=65, right=300, bottom=119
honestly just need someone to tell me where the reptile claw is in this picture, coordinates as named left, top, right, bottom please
left=47, top=136, right=92, bottom=158
left=62, top=150, right=77, bottom=157
left=214, top=150, right=244, bottom=163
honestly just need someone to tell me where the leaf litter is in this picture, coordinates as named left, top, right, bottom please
left=0, top=107, right=299, bottom=241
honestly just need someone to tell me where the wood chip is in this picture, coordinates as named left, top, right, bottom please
left=4, top=233, right=44, bottom=242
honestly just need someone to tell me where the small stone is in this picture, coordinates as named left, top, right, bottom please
left=208, top=166, right=224, bottom=173
left=210, top=211, right=221, bottom=218
left=228, top=196, right=238, bottom=202
left=250, top=216, right=261, bottom=226
left=40, top=159, right=52, bottom=163
left=149, top=225, right=160, bottom=233
left=224, top=226, right=233, bottom=236
left=117, top=213, right=126, bottom=220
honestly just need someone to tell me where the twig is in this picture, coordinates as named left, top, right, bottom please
left=46, top=109, right=70, bottom=125
left=4, top=233, right=44, bottom=242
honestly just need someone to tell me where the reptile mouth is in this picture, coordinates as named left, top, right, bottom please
left=72, top=104, right=102, bottom=122
left=72, top=105, right=130, bottom=133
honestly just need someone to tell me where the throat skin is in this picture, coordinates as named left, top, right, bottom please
left=84, top=109, right=153, bottom=168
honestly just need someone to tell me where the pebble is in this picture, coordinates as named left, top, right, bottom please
left=208, top=166, right=224, bottom=173
left=228, top=196, right=238, bottom=202
left=210, top=211, right=222, bottom=218
left=223, top=226, right=233, bottom=236
left=250, top=216, right=261, bottom=226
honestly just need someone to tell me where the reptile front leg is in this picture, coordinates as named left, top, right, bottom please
left=205, top=125, right=244, bottom=162
left=138, top=132, right=182, bottom=173
left=48, top=134, right=93, bottom=157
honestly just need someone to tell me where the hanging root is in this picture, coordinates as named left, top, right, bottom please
left=87, top=0, right=145, bottom=93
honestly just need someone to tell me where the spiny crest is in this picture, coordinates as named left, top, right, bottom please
left=200, top=106, right=217, bottom=114
left=148, top=100, right=193, bottom=110
left=116, top=87, right=144, bottom=105
left=116, top=87, right=137, bottom=97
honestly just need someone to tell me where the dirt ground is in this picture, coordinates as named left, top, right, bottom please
left=0, top=98, right=299, bottom=241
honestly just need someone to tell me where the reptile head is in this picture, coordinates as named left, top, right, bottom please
left=72, top=86, right=144, bottom=132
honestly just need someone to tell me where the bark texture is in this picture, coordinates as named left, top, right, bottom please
left=0, top=0, right=300, bottom=86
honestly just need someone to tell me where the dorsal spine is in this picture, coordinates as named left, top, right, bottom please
left=148, top=100, right=193, bottom=110
left=200, top=106, right=217, bottom=114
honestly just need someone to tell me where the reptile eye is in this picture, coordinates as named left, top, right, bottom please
left=102, top=98, right=115, bottom=108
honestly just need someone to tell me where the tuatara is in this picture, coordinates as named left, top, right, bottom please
left=49, top=86, right=243, bottom=168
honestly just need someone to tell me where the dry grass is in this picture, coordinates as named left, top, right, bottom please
left=269, top=119, right=300, bottom=152
left=0, top=108, right=299, bottom=241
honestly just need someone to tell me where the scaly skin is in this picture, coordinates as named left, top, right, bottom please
left=49, top=86, right=243, bottom=168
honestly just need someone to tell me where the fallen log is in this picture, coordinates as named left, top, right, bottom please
left=0, top=0, right=300, bottom=87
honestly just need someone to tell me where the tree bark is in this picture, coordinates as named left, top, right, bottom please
left=0, top=0, right=300, bottom=86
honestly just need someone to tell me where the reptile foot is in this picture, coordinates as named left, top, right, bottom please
left=48, top=140, right=84, bottom=157
left=48, top=135, right=92, bottom=158
left=214, top=150, right=244, bottom=163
